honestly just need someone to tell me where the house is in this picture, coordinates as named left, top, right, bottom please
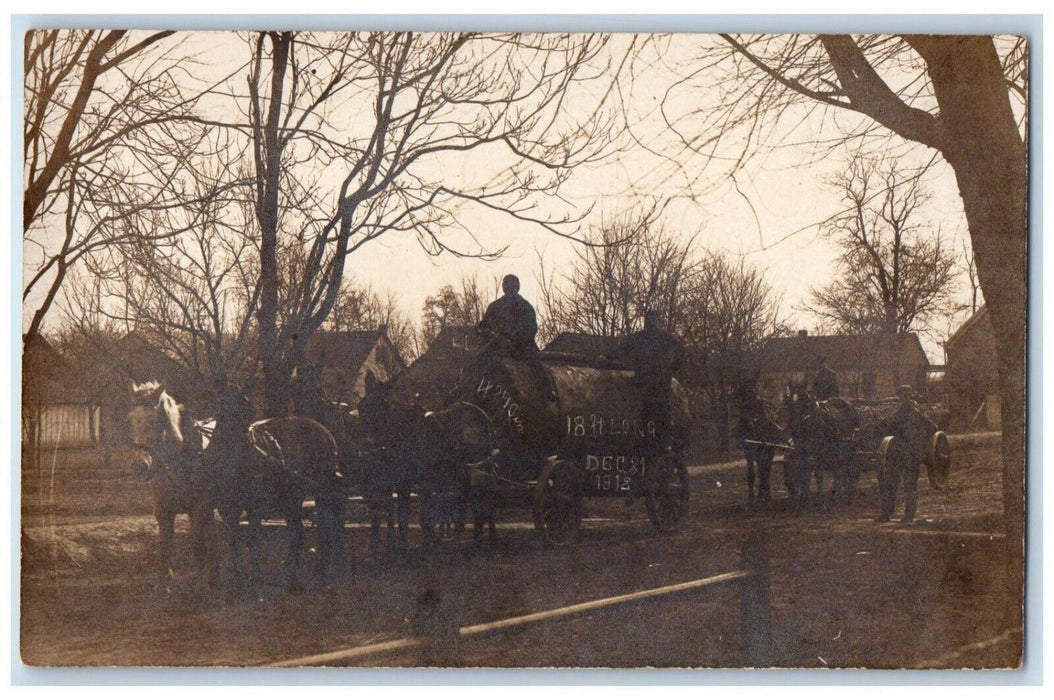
left=753, top=330, right=930, bottom=404
left=303, top=328, right=406, bottom=408
left=944, top=306, right=1000, bottom=431
left=22, top=333, right=98, bottom=450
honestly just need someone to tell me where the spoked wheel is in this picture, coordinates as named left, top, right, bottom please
left=645, top=453, right=689, bottom=533
left=926, top=430, right=952, bottom=489
left=533, top=458, right=582, bottom=548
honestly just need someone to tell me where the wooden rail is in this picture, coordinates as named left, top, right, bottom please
left=270, top=537, right=772, bottom=668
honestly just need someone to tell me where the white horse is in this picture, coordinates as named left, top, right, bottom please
left=128, top=380, right=216, bottom=585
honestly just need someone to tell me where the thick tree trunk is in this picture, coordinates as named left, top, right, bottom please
left=920, top=36, right=1027, bottom=659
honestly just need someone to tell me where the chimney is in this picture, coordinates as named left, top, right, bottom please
left=798, top=329, right=808, bottom=338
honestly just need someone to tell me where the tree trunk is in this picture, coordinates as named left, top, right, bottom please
left=921, top=36, right=1027, bottom=658
left=254, top=32, right=292, bottom=418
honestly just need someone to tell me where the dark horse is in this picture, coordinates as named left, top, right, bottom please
left=358, top=371, right=499, bottom=553
left=784, top=381, right=859, bottom=507
left=293, top=364, right=410, bottom=558
left=128, top=380, right=216, bottom=585
left=734, top=382, right=785, bottom=506
left=875, top=394, right=940, bottom=523
left=206, top=388, right=347, bottom=589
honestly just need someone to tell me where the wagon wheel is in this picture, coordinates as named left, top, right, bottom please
left=645, top=453, right=689, bottom=534
left=877, top=435, right=898, bottom=520
left=926, top=431, right=952, bottom=489
left=533, top=459, right=582, bottom=548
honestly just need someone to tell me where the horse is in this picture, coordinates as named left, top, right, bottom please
left=206, top=389, right=347, bottom=589
left=735, top=392, right=785, bottom=507
left=420, top=400, right=500, bottom=554
left=127, top=380, right=217, bottom=586
left=784, top=382, right=859, bottom=508
left=292, top=364, right=408, bottom=559
left=359, top=371, right=500, bottom=553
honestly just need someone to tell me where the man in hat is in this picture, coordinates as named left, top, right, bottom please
left=614, top=310, right=685, bottom=449
left=878, top=384, right=938, bottom=523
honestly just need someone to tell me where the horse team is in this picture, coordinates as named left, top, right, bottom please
left=128, top=374, right=500, bottom=592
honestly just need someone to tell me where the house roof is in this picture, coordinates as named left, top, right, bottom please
left=755, top=332, right=929, bottom=375
left=305, top=329, right=404, bottom=373
left=543, top=332, right=621, bottom=358
left=381, top=326, right=481, bottom=410
left=944, top=305, right=989, bottom=349
left=115, top=331, right=192, bottom=384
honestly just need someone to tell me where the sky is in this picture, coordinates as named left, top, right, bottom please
left=23, top=31, right=986, bottom=364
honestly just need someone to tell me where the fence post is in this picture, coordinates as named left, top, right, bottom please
left=739, top=535, right=773, bottom=666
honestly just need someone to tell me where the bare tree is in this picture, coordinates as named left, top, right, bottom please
left=538, top=205, right=693, bottom=343
left=670, top=34, right=1027, bottom=635
left=89, top=156, right=260, bottom=391
left=539, top=209, right=784, bottom=451
left=419, top=275, right=497, bottom=350
left=680, top=252, right=786, bottom=452
left=237, top=32, right=631, bottom=415
left=22, top=29, right=216, bottom=339
left=325, top=280, right=418, bottom=362
left=805, top=154, right=957, bottom=338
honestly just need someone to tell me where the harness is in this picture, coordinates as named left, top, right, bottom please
left=246, top=419, right=335, bottom=493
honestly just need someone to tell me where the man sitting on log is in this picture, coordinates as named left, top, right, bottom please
left=479, top=274, right=539, bottom=358
left=479, top=274, right=553, bottom=401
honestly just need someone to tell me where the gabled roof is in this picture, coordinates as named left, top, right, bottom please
left=944, top=305, right=989, bottom=349
left=543, top=332, right=621, bottom=358
left=755, top=332, right=929, bottom=375
left=382, top=326, right=481, bottom=410
left=305, top=329, right=404, bottom=373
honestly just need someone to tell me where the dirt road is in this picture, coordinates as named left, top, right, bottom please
left=19, top=438, right=1020, bottom=669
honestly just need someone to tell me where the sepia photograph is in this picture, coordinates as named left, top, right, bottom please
left=18, top=22, right=1030, bottom=671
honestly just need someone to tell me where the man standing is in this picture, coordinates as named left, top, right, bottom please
left=878, top=385, right=937, bottom=523
left=615, top=310, right=685, bottom=448
left=813, top=357, right=840, bottom=400
left=479, top=274, right=539, bottom=358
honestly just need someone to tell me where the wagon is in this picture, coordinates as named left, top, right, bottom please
left=747, top=396, right=952, bottom=502
left=432, top=349, right=693, bottom=547
left=859, top=399, right=952, bottom=491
